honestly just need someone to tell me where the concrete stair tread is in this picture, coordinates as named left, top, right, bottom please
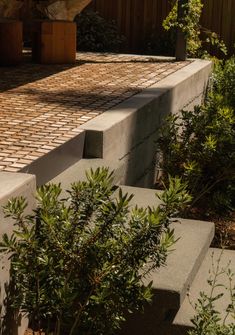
left=52, top=169, right=215, bottom=310
left=118, top=186, right=215, bottom=309
left=173, top=247, right=235, bottom=328
left=50, top=158, right=125, bottom=196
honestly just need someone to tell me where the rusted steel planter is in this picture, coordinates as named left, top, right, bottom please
left=0, top=19, right=23, bottom=65
left=32, top=20, right=76, bottom=64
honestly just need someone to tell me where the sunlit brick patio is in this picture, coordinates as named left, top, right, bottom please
left=0, top=52, right=190, bottom=173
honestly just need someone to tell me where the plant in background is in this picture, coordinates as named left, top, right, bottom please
left=163, top=0, right=227, bottom=58
left=76, top=9, right=125, bottom=52
left=157, top=56, right=235, bottom=215
left=0, top=168, right=190, bottom=335
left=188, top=251, right=235, bottom=335
left=145, top=30, right=176, bottom=57
left=210, top=56, right=235, bottom=109
left=158, top=105, right=235, bottom=213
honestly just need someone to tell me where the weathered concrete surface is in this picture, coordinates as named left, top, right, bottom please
left=171, top=248, right=235, bottom=335
left=0, top=172, right=36, bottom=335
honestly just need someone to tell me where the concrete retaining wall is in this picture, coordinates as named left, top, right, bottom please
left=0, top=173, right=36, bottom=335
left=81, top=59, right=212, bottom=187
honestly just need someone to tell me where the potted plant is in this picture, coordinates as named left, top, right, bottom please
left=31, top=0, right=92, bottom=64
left=0, top=0, right=24, bottom=65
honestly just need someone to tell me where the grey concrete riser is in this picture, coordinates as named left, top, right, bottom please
left=20, top=131, right=85, bottom=186
left=116, top=132, right=158, bottom=187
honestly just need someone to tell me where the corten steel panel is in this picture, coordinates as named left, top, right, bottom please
left=32, top=20, right=76, bottom=64
left=0, top=20, right=23, bottom=65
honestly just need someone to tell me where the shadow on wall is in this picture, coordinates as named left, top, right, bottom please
left=0, top=281, right=25, bottom=335
left=118, top=87, right=174, bottom=188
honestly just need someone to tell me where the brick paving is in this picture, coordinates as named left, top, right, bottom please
left=0, top=52, right=190, bottom=173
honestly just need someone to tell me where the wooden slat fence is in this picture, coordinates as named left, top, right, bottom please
left=21, top=0, right=235, bottom=56
left=90, top=0, right=235, bottom=56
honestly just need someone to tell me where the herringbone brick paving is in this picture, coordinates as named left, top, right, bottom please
left=0, top=52, right=190, bottom=173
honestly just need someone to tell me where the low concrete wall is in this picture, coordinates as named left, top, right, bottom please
left=81, top=59, right=212, bottom=187
left=0, top=173, right=36, bottom=335
left=21, top=130, right=85, bottom=186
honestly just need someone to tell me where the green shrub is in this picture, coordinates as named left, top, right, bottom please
left=210, top=57, right=235, bottom=109
left=157, top=59, right=235, bottom=214
left=0, top=168, right=190, bottom=335
left=76, top=10, right=125, bottom=52
left=188, top=251, right=235, bottom=335
left=163, top=0, right=227, bottom=58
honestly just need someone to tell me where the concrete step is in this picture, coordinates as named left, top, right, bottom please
left=50, top=157, right=127, bottom=196
left=120, top=185, right=214, bottom=308
left=51, top=170, right=214, bottom=308
left=171, top=248, right=235, bottom=335
left=118, top=186, right=214, bottom=335
left=50, top=171, right=215, bottom=335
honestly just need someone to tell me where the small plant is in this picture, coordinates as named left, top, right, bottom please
left=76, top=9, right=125, bottom=52
left=163, top=0, right=227, bottom=58
left=188, top=251, right=235, bottom=335
left=0, top=168, right=190, bottom=335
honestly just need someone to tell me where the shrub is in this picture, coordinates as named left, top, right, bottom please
left=145, top=30, right=176, bottom=57
left=210, top=57, right=235, bottom=109
left=188, top=251, right=235, bottom=335
left=76, top=10, right=125, bottom=52
left=0, top=168, right=190, bottom=335
left=157, top=57, right=235, bottom=214
left=163, top=0, right=227, bottom=58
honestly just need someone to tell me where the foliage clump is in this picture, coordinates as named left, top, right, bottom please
left=76, top=10, right=125, bottom=52
left=0, top=168, right=190, bottom=335
left=163, top=0, right=227, bottom=57
left=188, top=251, right=235, bottom=335
left=211, top=57, right=235, bottom=109
left=157, top=57, right=235, bottom=214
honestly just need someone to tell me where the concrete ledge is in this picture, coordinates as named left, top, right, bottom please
left=81, top=59, right=212, bottom=162
left=20, top=130, right=85, bottom=186
left=0, top=172, right=36, bottom=335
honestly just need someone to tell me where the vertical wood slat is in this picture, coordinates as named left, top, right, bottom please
left=32, top=21, right=76, bottom=64
left=0, top=20, right=23, bottom=65
left=91, top=0, right=235, bottom=56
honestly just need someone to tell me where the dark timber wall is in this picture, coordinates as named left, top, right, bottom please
left=91, top=0, right=235, bottom=56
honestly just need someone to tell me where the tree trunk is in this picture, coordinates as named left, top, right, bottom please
left=36, top=0, right=92, bottom=21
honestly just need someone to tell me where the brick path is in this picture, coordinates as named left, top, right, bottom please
left=0, top=52, right=190, bottom=173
